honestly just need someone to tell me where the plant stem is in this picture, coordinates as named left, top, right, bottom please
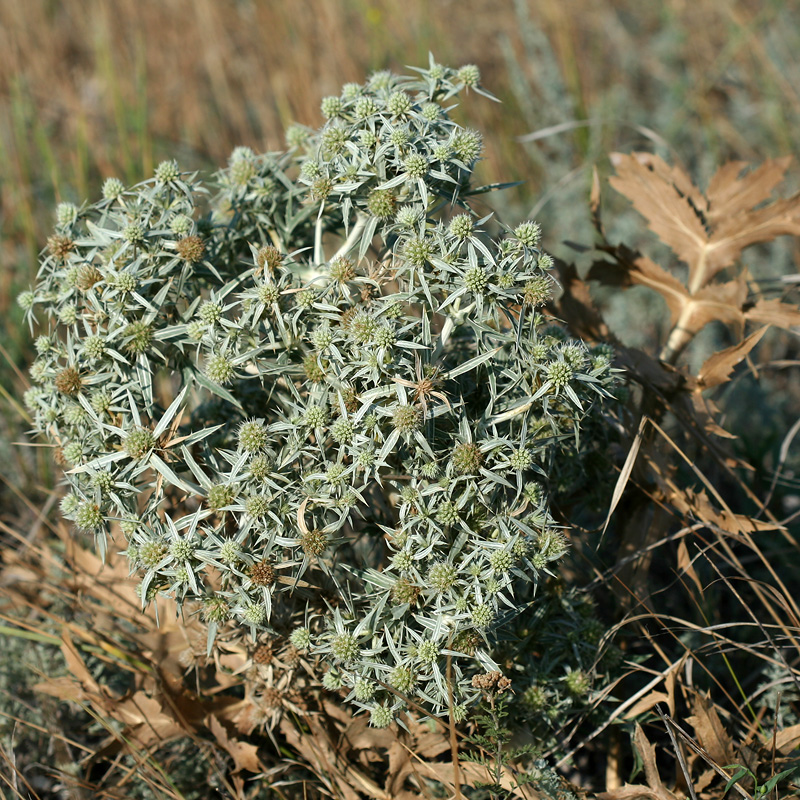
left=331, top=214, right=368, bottom=262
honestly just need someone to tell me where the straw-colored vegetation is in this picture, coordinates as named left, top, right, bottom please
left=1, top=2, right=799, bottom=798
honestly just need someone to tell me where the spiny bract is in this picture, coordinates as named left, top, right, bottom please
left=22, top=58, right=618, bottom=724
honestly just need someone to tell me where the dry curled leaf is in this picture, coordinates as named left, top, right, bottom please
left=115, top=691, right=186, bottom=746
left=687, top=693, right=735, bottom=767
left=600, top=724, right=677, bottom=800
left=697, top=326, right=768, bottom=390
left=207, top=714, right=262, bottom=774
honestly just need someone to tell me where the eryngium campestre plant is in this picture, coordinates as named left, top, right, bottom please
left=22, top=60, right=618, bottom=723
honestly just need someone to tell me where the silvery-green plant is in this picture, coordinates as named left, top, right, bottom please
left=21, top=58, right=618, bottom=725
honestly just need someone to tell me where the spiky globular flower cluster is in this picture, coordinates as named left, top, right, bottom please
left=23, top=60, right=619, bottom=725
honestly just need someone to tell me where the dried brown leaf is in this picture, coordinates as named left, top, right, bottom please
left=610, top=152, right=800, bottom=294
left=411, top=758, right=536, bottom=799
left=278, top=712, right=384, bottom=800
left=591, top=164, right=601, bottom=213
left=598, top=785, right=674, bottom=800
left=688, top=278, right=749, bottom=329
left=207, top=714, right=262, bottom=773
left=341, top=714, right=395, bottom=752
left=682, top=488, right=782, bottom=534
left=588, top=256, right=689, bottom=328
left=633, top=723, right=678, bottom=800
left=697, top=326, right=768, bottom=390
left=706, top=195, right=800, bottom=285
left=677, top=539, right=704, bottom=597
left=706, top=158, right=792, bottom=225
left=32, top=676, right=89, bottom=704
left=630, top=257, right=690, bottom=327
left=626, top=151, right=708, bottom=212
left=772, top=723, right=800, bottom=755
left=602, top=415, right=648, bottom=538
left=686, top=693, right=735, bottom=767
left=649, top=454, right=772, bottom=533
left=61, top=632, right=103, bottom=699
left=116, top=691, right=185, bottom=746
left=623, top=692, right=672, bottom=721
left=609, top=153, right=709, bottom=280
left=745, top=298, right=800, bottom=330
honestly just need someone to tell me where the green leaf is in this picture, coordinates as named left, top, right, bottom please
left=724, top=766, right=752, bottom=797
left=463, top=181, right=524, bottom=196
left=761, top=767, right=797, bottom=795
left=444, top=347, right=500, bottom=379
left=191, top=368, right=242, bottom=409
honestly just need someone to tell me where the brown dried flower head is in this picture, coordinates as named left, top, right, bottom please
left=55, top=367, right=82, bottom=395
left=176, top=235, right=206, bottom=263
left=250, top=561, right=276, bottom=586
left=253, top=643, right=273, bottom=665
left=257, top=245, right=283, bottom=275
left=47, top=234, right=74, bottom=260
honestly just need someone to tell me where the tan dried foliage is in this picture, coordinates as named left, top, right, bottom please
left=590, top=152, right=800, bottom=368
left=1, top=519, right=553, bottom=796
left=600, top=725, right=678, bottom=800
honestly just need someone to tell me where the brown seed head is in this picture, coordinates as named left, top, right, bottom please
left=339, top=307, right=357, bottom=330
left=47, top=235, right=74, bottom=260
left=261, top=687, right=283, bottom=710
left=75, top=265, right=101, bottom=291
left=453, top=630, right=481, bottom=656
left=253, top=643, right=273, bottom=665
left=257, top=245, right=283, bottom=275
left=250, top=561, right=275, bottom=586
left=283, top=645, right=301, bottom=669
left=471, top=670, right=503, bottom=691
left=341, top=386, right=359, bottom=413
left=176, top=235, right=206, bottom=263
left=55, top=367, right=82, bottom=395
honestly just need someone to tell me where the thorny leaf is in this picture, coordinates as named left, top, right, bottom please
left=115, top=691, right=186, bottom=746
left=592, top=152, right=800, bottom=364
left=609, top=152, right=800, bottom=293
left=207, top=714, right=262, bottom=773
left=697, top=327, right=768, bottom=390
left=686, top=693, right=735, bottom=767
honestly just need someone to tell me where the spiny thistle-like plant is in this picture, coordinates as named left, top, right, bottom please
left=21, top=58, right=618, bottom=725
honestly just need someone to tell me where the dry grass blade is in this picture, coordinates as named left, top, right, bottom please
left=655, top=711, right=754, bottom=800
left=0, top=736, right=41, bottom=800
left=601, top=414, right=648, bottom=540
left=656, top=705, right=699, bottom=800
